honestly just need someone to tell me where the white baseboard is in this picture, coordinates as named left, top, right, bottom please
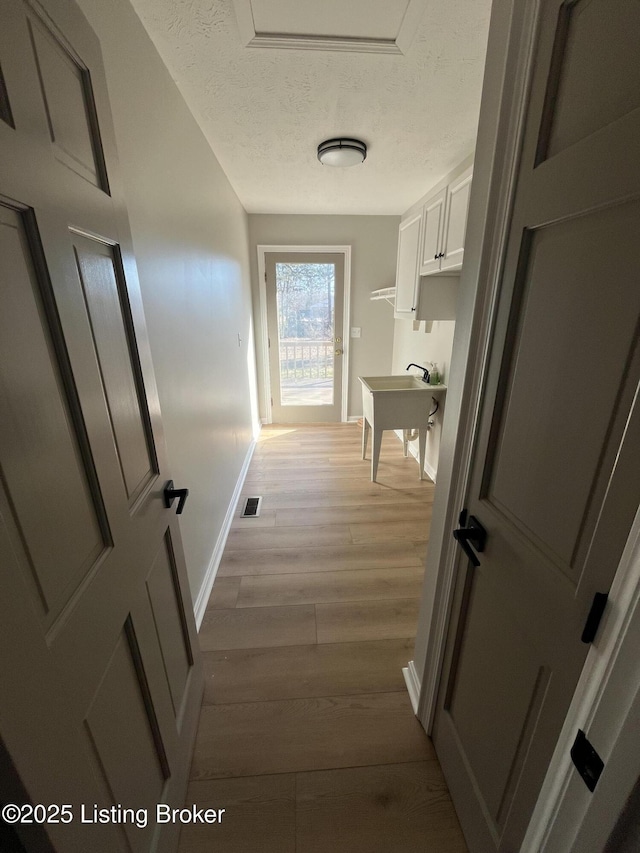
left=402, top=660, right=422, bottom=716
left=393, top=429, right=437, bottom=483
left=423, top=458, right=437, bottom=483
left=347, top=415, right=361, bottom=423
left=193, top=433, right=259, bottom=630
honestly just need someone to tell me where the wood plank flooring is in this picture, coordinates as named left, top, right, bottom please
left=179, top=424, right=467, bottom=852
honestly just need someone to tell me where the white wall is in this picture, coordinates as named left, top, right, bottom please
left=77, top=0, right=257, bottom=608
left=248, top=215, right=398, bottom=420
left=391, top=155, right=473, bottom=479
left=392, top=320, right=455, bottom=479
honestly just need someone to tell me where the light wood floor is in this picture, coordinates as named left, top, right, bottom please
left=179, top=424, right=467, bottom=853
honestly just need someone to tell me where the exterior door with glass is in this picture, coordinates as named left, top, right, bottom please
left=266, top=252, right=345, bottom=423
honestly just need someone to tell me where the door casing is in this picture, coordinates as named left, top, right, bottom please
left=257, top=245, right=351, bottom=423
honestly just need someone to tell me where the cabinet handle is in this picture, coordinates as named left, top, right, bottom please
left=438, top=252, right=445, bottom=259
left=434, top=253, right=438, bottom=260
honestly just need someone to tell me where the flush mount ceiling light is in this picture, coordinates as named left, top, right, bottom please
left=317, top=138, right=367, bottom=167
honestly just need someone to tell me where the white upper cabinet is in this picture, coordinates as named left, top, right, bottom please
left=441, top=166, right=473, bottom=272
left=419, top=188, right=447, bottom=276
left=394, top=160, right=473, bottom=319
left=417, top=165, right=473, bottom=277
left=394, top=209, right=423, bottom=318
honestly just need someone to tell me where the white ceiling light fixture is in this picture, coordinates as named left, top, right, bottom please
left=317, top=138, right=367, bottom=167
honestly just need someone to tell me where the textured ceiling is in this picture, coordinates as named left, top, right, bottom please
left=128, top=0, right=491, bottom=215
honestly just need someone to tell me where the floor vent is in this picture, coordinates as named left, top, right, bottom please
left=240, top=496, right=262, bottom=518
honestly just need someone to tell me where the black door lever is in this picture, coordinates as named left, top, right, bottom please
left=453, top=515, right=487, bottom=567
left=163, top=480, right=189, bottom=515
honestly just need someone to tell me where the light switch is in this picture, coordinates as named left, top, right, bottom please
left=350, top=327, right=361, bottom=338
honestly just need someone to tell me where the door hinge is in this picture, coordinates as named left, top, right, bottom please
left=581, top=592, right=608, bottom=644
left=270, top=397, right=273, bottom=407
left=570, top=729, right=604, bottom=792
left=268, top=337, right=271, bottom=349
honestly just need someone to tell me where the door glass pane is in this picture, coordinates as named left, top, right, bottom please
left=275, top=262, right=335, bottom=406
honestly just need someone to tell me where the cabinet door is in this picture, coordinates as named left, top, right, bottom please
left=441, top=167, right=473, bottom=271
left=420, top=188, right=447, bottom=275
left=394, top=210, right=423, bottom=318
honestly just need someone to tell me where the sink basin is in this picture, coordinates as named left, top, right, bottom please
left=360, top=375, right=440, bottom=392
left=359, top=375, right=447, bottom=481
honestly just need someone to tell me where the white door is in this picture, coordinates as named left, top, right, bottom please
left=433, top=1, right=640, bottom=851
left=420, top=188, right=447, bottom=275
left=394, top=211, right=422, bottom=317
left=440, top=167, right=472, bottom=271
left=266, top=252, right=345, bottom=423
left=0, top=1, right=202, bottom=851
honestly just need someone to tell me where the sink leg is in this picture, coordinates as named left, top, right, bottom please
left=362, top=418, right=369, bottom=460
left=371, top=427, right=383, bottom=482
left=418, top=428, right=427, bottom=480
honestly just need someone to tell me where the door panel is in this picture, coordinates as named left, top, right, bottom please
left=146, top=534, right=194, bottom=716
left=0, top=204, right=109, bottom=622
left=420, top=189, right=446, bottom=275
left=486, top=203, right=640, bottom=574
left=441, top=169, right=472, bottom=271
left=538, top=0, right=640, bottom=163
left=0, top=62, right=15, bottom=128
left=27, top=8, right=108, bottom=189
left=72, top=232, right=157, bottom=506
left=85, top=625, right=168, bottom=853
left=433, top=2, right=640, bottom=851
left=0, top=2, right=202, bottom=851
left=446, top=572, right=551, bottom=827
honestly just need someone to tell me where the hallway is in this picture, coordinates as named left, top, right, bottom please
left=179, top=424, right=467, bottom=852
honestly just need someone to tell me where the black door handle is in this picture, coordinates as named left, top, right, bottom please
left=163, top=480, right=189, bottom=514
left=453, top=515, right=487, bottom=567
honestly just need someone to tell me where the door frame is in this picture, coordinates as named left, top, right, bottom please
left=257, top=245, right=351, bottom=423
left=411, top=0, right=640, bottom=848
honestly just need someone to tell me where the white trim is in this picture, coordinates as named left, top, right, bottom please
left=193, top=433, right=259, bottom=630
left=341, top=249, right=352, bottom=423
left=393, top=428, right=437, bottom=483
left=422, top=458, right=437, bottom=484
left=347, top=415, right=361, bottom=423
left=257, top=248, right=273, bottom=424
left=243, top=34, right=404, bottom=55
left=256, top=245, right=352, bottom=424
left=231, top=0, right=426, bottom=56
left=523, top=506, right=640, bottom=852
left=402, top=661, right=422, bottom=715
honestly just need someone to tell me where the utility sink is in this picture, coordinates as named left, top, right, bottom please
left=359, top=375, right=447, bottom=481
left=361, top=375, right=430, bottom=391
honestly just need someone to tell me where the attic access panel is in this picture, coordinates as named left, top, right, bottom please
left=232, top=0, right=428, bottom=54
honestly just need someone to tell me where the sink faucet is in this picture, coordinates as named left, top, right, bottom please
left=406, top=363, right=430, bottom=383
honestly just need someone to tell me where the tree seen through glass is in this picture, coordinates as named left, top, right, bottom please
left=275, top=262, right=335, bottom=406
